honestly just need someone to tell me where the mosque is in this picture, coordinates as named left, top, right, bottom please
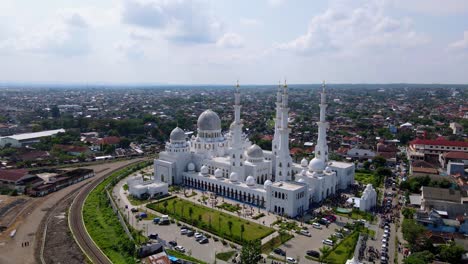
left=153, top=82, right=355, bottom=217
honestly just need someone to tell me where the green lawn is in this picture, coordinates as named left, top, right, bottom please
left=216, top=251, right=237, bottom=261
left=216, top=202, right=241, bottom=212
left=324, top=231, right=359, bottom=264
left=83, top=161, right=151, bottom=264
left=261, top=232, right=294, bottom=253
left=354, top=172, right=375, bottom=185
left=146, top=198, right=274, bottom=243
left=165, top=249, right=207, bottom=264
left=126, top=194, right=150, bottom=206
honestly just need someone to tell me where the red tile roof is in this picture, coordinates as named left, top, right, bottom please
left=98, top=136, right=121, bottom=145
left=443, top=152, right=468, bottom=160
left=409, top=139, right=468, bottom=148
left=0, top=169, right=29, bottom=182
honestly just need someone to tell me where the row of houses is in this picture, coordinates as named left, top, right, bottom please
left=0, top=168, right=94, bottom=196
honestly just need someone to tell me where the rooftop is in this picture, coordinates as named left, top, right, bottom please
left=0, top=129, right=65, bottom=141
left=422, top=186, right=462, bottom=203
left=0, top=169, right=30, bottom=182
left=271, top=181, right=305, bottom=191
left=410, top=139, right=468, bottom=148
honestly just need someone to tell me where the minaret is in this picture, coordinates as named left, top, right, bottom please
left=315, top=81, right=329, bottom=162
left=272, top=81, right=282, bottom=156
left=275, top=80, right=293, bottom=181
left=230, top=81, right=245, bottom=176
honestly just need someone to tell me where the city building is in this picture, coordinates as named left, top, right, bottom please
left=153, top=82, right=355, bottom=217
left=347, top=184, right=377, bottom=212
left=407, top=138, right=468, bottom=163
left=127, top=174, right=168, bottom=199
left=420, top=186, right=468, bottom=219
left=0, top=129, right=65, bottom=148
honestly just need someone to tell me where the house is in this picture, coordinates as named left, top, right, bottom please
left=0, top=169, right=40, bottom=193
left=410, top=160, right=439, bottom=177
left=0, top=129, right=66, bottom=148
left=408, top=138, right=468, bottom=163
left=27, top=168, right=95, bottom=197
left=450, top=122, right=464, bottom=135
left=346, top=147, right=376, bottom=161
left=440, top=152, right=468, bottom=168
left=137, top=243, right=163, bottom=259
left=420, top=186, right=468, bottom=219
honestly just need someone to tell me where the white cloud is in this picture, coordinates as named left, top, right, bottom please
left=449, top=31, right=468, bottom=50
left=268, top=0, right=285, bottom=7
left=240, top=18, right=262, bottom=27
left=115, top=41, right=145, bottom=60
left=216, top=33, right=244, bottom=48
left=3, top=12, right=92, bottom=56
left=121, top=0, right=224, bottom=44
left=386, top=0, right=468, bottom=15
left=276, top=3, right=429, bottom=56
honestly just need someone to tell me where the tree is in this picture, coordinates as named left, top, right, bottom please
left=372, top=156, right=387, bottom=168
left=439, top=242, right=465, bottom=263
left=163, top=200, right=169, bottom=212
left=402, top=219, right=425, bottom=249
left=240, top=224, right=245, bottom=241
left=119, top=138, right=131, bottom=149
left=240, top=240, right=261, bottom=264
left=227, top=220, right=233, bottom=236
left=188, top=207, right=194, bottom=224
left=402, top=207, right=415, bottom=219
left=319, top=246, right=331, bottom=263
left=50, top=105, right=60, bottom=118
left=404, top=251, right=434, bottom=264
left=172, top=200, right=177, bottom=215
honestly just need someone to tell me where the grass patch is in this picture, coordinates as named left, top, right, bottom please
left=185, top=191, right=197, bottom=198
left=354, top=171, right=375, bottom=185
left=216, top=202, right=241, bottom=212
left=147, top=198, right=274, bottom=244
left=261, top=232, right=294, bottom=253
left=123, top=184, right=129, bottom=191
left=324, top=232, right=359, bottom=264
left=126, top=194, right=150, bottom=206
left=83, top=161, right=151, bottom=264
left=216, top=251, right=237, bottom=261
left=274, top=220, right=301, bottom=231
left=165, top=249, right=207, bottom=264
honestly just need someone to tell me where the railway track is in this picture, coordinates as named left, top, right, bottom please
left=69, top=159, right=146, bottom=264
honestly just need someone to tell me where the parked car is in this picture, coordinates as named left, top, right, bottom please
left=180, top=228, right=188, bottom=235
left=286, top=257, right=297, bottom=263
left=312, top=223, right=322, bottom=229
left=168, top=241, right=177, bottom=247
left=334, top=232, right=344, bottom=238
left=306, top=250, right=320, bottom=258
left=300, top=230, right=311, bottom=237
left=195, top=236, right=206, bottom=242
left=148, top=233, right=158, bottom=239
left=187, top=230, right=194, bottom=237
left=174, top=246, right=185, bottom=253
left=319, top=218, right=330, bottom=225
left=274, top=248, right=286, bottom=256
left=131, top=208, right=138, bottom=213
left=194, top=233, right=203, bottom=239
left=153, top=218, right=160, bottom=224
left=322, top=239, right=334, bottom=246
left=199, top=238, right=209, bottom=244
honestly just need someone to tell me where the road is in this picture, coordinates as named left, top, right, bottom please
left=0, top=158, right=145, bottom=264
left=69, top=158, right=145, bottom=264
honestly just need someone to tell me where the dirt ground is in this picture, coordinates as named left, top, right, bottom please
left=0, top=195, right=32, bottom=232
left=41, top=190, right=85, bottom=264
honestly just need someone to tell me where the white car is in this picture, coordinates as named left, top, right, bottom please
left=383, top=233, right=389, bottom=239
left=312, top=223, right=322, bottom=229
left=174, top=246, right=185, bottom=253
left=194, top=232, right=203, bottom=239
left=300, top=230, right=311, bottom=237
left=286, top=257, right=297, bottom=263
left=180, top=229, right=188, bottom=235
left=322, top=239, right=334, bottom=246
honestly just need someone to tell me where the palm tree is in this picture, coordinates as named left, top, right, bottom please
left=319, top=246, right=331, bottom=263
left=189, top=207, right=194, bottom=224
left=172, top=200, right=177, bottom=215
left=163, top=200, right=169, bottom=213
left=240, top=224, right=245, bottom=241
left=227, top=220, right=233, bottom=236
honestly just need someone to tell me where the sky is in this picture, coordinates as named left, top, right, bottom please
left=1, top=0, right=468, bottom=85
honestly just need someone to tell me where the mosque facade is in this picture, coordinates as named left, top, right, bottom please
left=154, top=82, right=354, bottom=217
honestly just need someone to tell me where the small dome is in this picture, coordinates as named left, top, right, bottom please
left=301, top=158, right=308, bottom=167
left=187, top=163, right=195, bottom=171
left=170, top=127, right=185, bottom=141
left=246, top=176, right=255, bottom=186
left=264, top=180, right=273, bottom=188
left=308, top=157, right=325, bottom=172
left=247, top=144, right=263, bottom=158
left=197, top=109, right=221, bottom=131
left=200, top=165, right=208, bottom=175
left=214, top=168, right=222, bottom=178
left=325, top=166, right=332, bottom=173
left=229, top=172, right=238, bottom=182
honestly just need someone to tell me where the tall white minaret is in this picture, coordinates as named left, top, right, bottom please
left=230, top=81, right=245, bottom=176
left=315, top=81, right=329, bottom=162
left=275, top=80, right=293, bottom=181
left=272, top=81, right=282, bottom=156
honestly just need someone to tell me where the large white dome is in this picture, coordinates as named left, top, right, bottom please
left=187, top=162, right=195, bottom=171
left=170, top=127, right=185, bottom=141
left=245, top=176, right=255, bottom=186
left=247, top=144, right=263, bottom=158
left=197, top=109, right=221, bottom=131
left=300, top=158, right=308, bottom=167
left=214, top=168, right=222, bottom=178
left=263, top=180, right=273, bottom=189
left=200, top=165, right=208, bottom=175
left=308, top=157, right=325, bottom=172
left=229, top=172, right=238, bottom=182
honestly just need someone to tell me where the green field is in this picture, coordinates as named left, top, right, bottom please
left=215, top=251, right=237, bottom=261
left=147, top=198, right=274, bottom=243
left=354, top=171, right=375, bottom=185
left=324, top=232, right=360, bottom=264
left=83, top=161, right=151, bottom=264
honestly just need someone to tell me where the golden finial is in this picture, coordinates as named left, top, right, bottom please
left=283, top=78, right=288, bottom=88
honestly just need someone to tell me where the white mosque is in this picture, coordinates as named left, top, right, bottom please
left=152, top=82, right=355, bottom=217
